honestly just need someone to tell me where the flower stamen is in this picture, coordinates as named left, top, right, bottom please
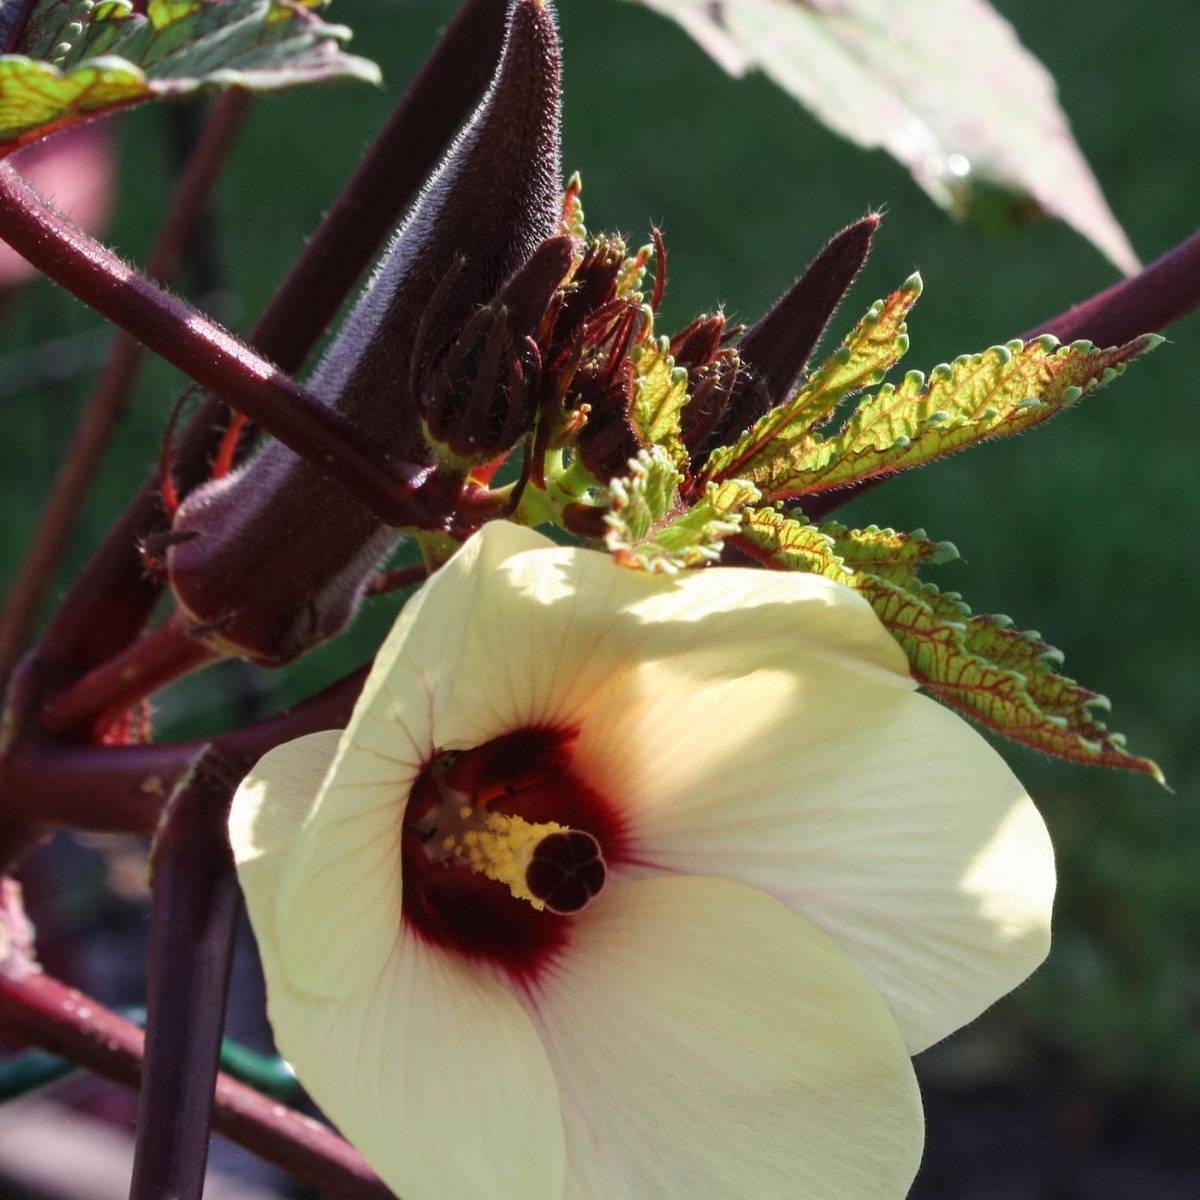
left=443, top=811, right=606, bottom=915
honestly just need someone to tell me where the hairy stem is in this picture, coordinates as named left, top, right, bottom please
left=0, top=94, right=250, bottom=693
left=32, top=0, right=512, bottom=680
left=0, top=165, right=434, bottom=523
left=129, top=749, right=243, bottom=1200
left=0, top=970, right=396, bottom=1200
left=1025, top=229, right=1200, bottom=346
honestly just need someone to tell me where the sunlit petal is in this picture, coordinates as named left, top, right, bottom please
left=525, top=875, right=923, bottom=1199
left=355, top=521, right=911, bottom=751
left=577, top=654, right=1055, bottom=1053
left=230, top=731, right=566, bottom=1200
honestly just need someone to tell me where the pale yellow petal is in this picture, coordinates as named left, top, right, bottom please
left=272, top=716, right=419, bottom=1000
left=230, top=731, right=565, bottom=1200
left=525, top=875, right=923, bottom=1200
left=272, top=929, right=565, bottom=1200
left=229, top=729, right=343, bottom=985
left=354, top=520, right=911, bottom=753
left=577, top=656, right=1054, bottom=1054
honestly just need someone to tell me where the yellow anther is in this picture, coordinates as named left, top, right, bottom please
left=453, top=812, right=567, bottom=910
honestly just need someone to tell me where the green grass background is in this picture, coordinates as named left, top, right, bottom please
left=2, top=0, right=1197, bottom=1103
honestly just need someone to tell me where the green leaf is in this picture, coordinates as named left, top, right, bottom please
left=0, top=0, right=379, bottom=150
left=605, top=448, right=757, bottom=572
left=629, top=331, right=690, bottom=469
left=631, top=0, right=1138, bottom=273
left=615, top=241, right=652, bottom=302
left=736, top=508, right=1163, bottom=782
left=824, top=520, right=960, bottom=585
left=559, top=170, right=586, bottom=239
left=725, top=328, right=1162, bottom=502
left=704, top=273, right=920, bottom=485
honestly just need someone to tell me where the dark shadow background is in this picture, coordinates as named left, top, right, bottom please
left=1, top=0, right=1198, bottom=1194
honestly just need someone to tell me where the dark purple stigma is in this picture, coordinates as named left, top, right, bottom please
left=526, top=829, right=607, bottom=915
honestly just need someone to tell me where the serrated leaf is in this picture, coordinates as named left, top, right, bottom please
left=632, top=0, right=1138, bottom=273
left=738, top=505, right=848, bottom=578
left=630, top=332, right=690, bottom=468
left=704, top=273, right=920, bottom=485
left=615, top=242, right=651, bottom=301
left=0, top=0, right=379, bottom=150
left=738, top=330, right=1161, bottom=501
left=824, top=520, right=960, bottom=586
left=606, top=448, right=757, bottom=572
left=559, top=170, right=586, bottom=239
left=736, top=508, right=1162, bottom=781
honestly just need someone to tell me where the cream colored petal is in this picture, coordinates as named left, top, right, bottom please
left=355, top=520, right=912, bottom=752
left=230, top=731, right=565, bottom=1200
left=525, top=875, right=923, bottom=1200
left=577, top=655, right=1054, bottom=1054
left=271, top=714, right=419, bottom=1000
left=229, top=729, right=344, bottom=984
left=272, top=929, right=565, bottom=1200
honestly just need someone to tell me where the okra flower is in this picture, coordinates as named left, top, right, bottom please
left=230, top=520, right=1054, bottom=1200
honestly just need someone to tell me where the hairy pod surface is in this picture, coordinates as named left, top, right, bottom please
left=167, top=0, right=562, bottom=665
left=709, top=215, right=879, bottom=456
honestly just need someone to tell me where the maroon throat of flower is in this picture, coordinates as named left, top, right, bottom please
left=401, top=727, right=627, bottom=980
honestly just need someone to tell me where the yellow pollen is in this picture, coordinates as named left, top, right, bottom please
left=444, top=811, right=568, bottom=910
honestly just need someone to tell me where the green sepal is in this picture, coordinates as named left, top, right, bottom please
left=735, top=508, right=1164, bottom=783
left=560, top=170, right=586, bottom=239
left=629, top=329, right=691, bottom=469
left=605, top=448, right=758, bottom=573
left=0, top=0, right=379, bottom=151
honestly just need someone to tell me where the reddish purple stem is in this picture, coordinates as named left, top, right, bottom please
left=1024, top=229, right=1200, bottom=345
left=38, top=615, right=215, bottom=739
left=1, top=665, right=367, bottom=837
left=130, top=748, right=243, bottom=1200
left=0, top=163, right=433, bottom=527
left=0, top=968, right=396, bottom=1200
left=0, top=92, right=250, bottom=693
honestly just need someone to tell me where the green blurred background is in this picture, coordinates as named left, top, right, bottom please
left=2, top=0, right=1197, bottom=1118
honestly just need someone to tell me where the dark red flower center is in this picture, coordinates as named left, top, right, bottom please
left=402, top=726, right=627, bottom=983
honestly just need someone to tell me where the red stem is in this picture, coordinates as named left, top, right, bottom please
left=1024, top=228, right=1200, bottom=346
left=1, top=665, right=368, bottom=837
left=0, top=94, right=251, bottom=693
left=38, top=614, right=215, bottom=739
left=29, top=0, right=510, bottom=682
left=0, top=969, right=396, bottom=1200
left=0, top=163, right=433, bottom=527
left=130, top=749, right=243, bottom=1200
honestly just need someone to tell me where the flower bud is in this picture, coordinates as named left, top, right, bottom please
left=167, top=0, right=563, bottom=665
left=420, top=236, right=574, bottom=467
left=670, top=313, right=727, bottom=373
